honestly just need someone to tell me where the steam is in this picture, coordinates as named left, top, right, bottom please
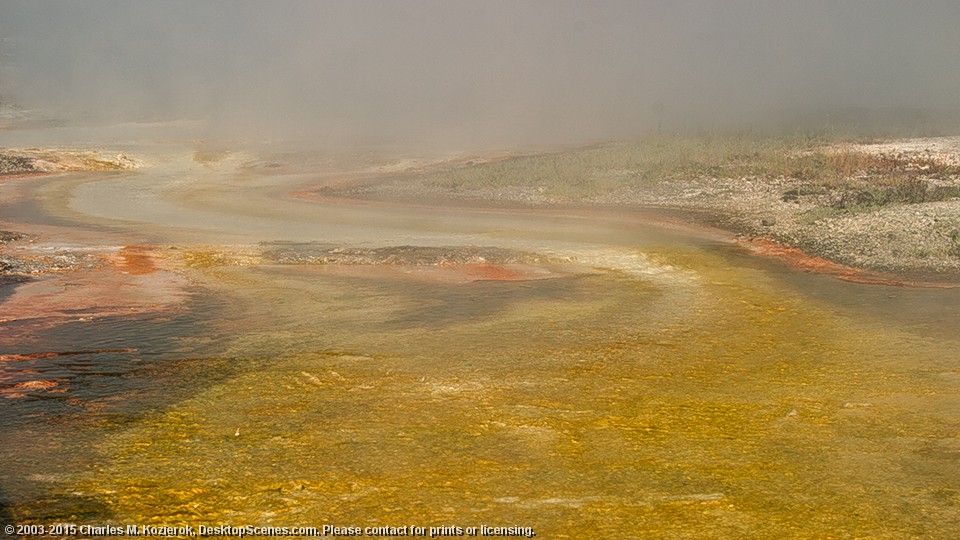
left=2, top=1, right=959, bottom=146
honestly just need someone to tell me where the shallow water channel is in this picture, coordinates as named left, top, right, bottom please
left=2, top=143, right=959, bottom=538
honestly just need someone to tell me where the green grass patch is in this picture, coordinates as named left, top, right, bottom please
left=798, top=207, right=845, bottom=224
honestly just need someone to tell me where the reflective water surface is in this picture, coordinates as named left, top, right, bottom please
left=2, top=140, right=959, bottom=538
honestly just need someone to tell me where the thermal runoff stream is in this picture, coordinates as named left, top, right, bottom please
left=2, top=136, right=959, bottom=539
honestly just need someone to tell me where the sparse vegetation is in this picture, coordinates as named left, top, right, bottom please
left=1, top=149, right=138, bottom=174
left=833, top=180, right=960, bottom=211
left=418, top=134, right=960, bottom=206
left=948, top=229, right=960, bottom=258
left=797, top=206, right=844, bottom=224
left=815, top=147, right=960, bottom=211
left=0, top=153, right=36, bottom=175
left=424, top=135, right=814, bottom=198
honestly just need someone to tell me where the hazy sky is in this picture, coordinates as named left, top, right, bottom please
left=2, top=1, right=959, bottom=145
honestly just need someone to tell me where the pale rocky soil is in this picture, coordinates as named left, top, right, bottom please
left=632, top=138, right=960, bottom=279
left=844, top=136, right=960, bottom=168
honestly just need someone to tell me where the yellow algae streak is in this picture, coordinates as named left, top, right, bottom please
left=70, top=249, right=960, bottom=538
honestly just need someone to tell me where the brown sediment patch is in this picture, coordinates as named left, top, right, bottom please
left=740, top=237, right=956, bottom=288
left=118, top=246, right=157, bottom=275
left=0, top=349, right=136, bottom=362
left=460, top=263, right=535, bottom=281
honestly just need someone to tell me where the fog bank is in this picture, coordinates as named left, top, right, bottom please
left=2, top=1, right=960, bottom=146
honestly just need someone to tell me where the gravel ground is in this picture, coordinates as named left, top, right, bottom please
left=260, top=243, right=571, bottom=266
left=0, top=153, right=38, bottom=175
left=0, top=230, right=96, bottom=276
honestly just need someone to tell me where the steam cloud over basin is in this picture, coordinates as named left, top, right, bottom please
left=2, top=1, right=960, bottom=145
left=2, top=2, right=960, bottom=538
